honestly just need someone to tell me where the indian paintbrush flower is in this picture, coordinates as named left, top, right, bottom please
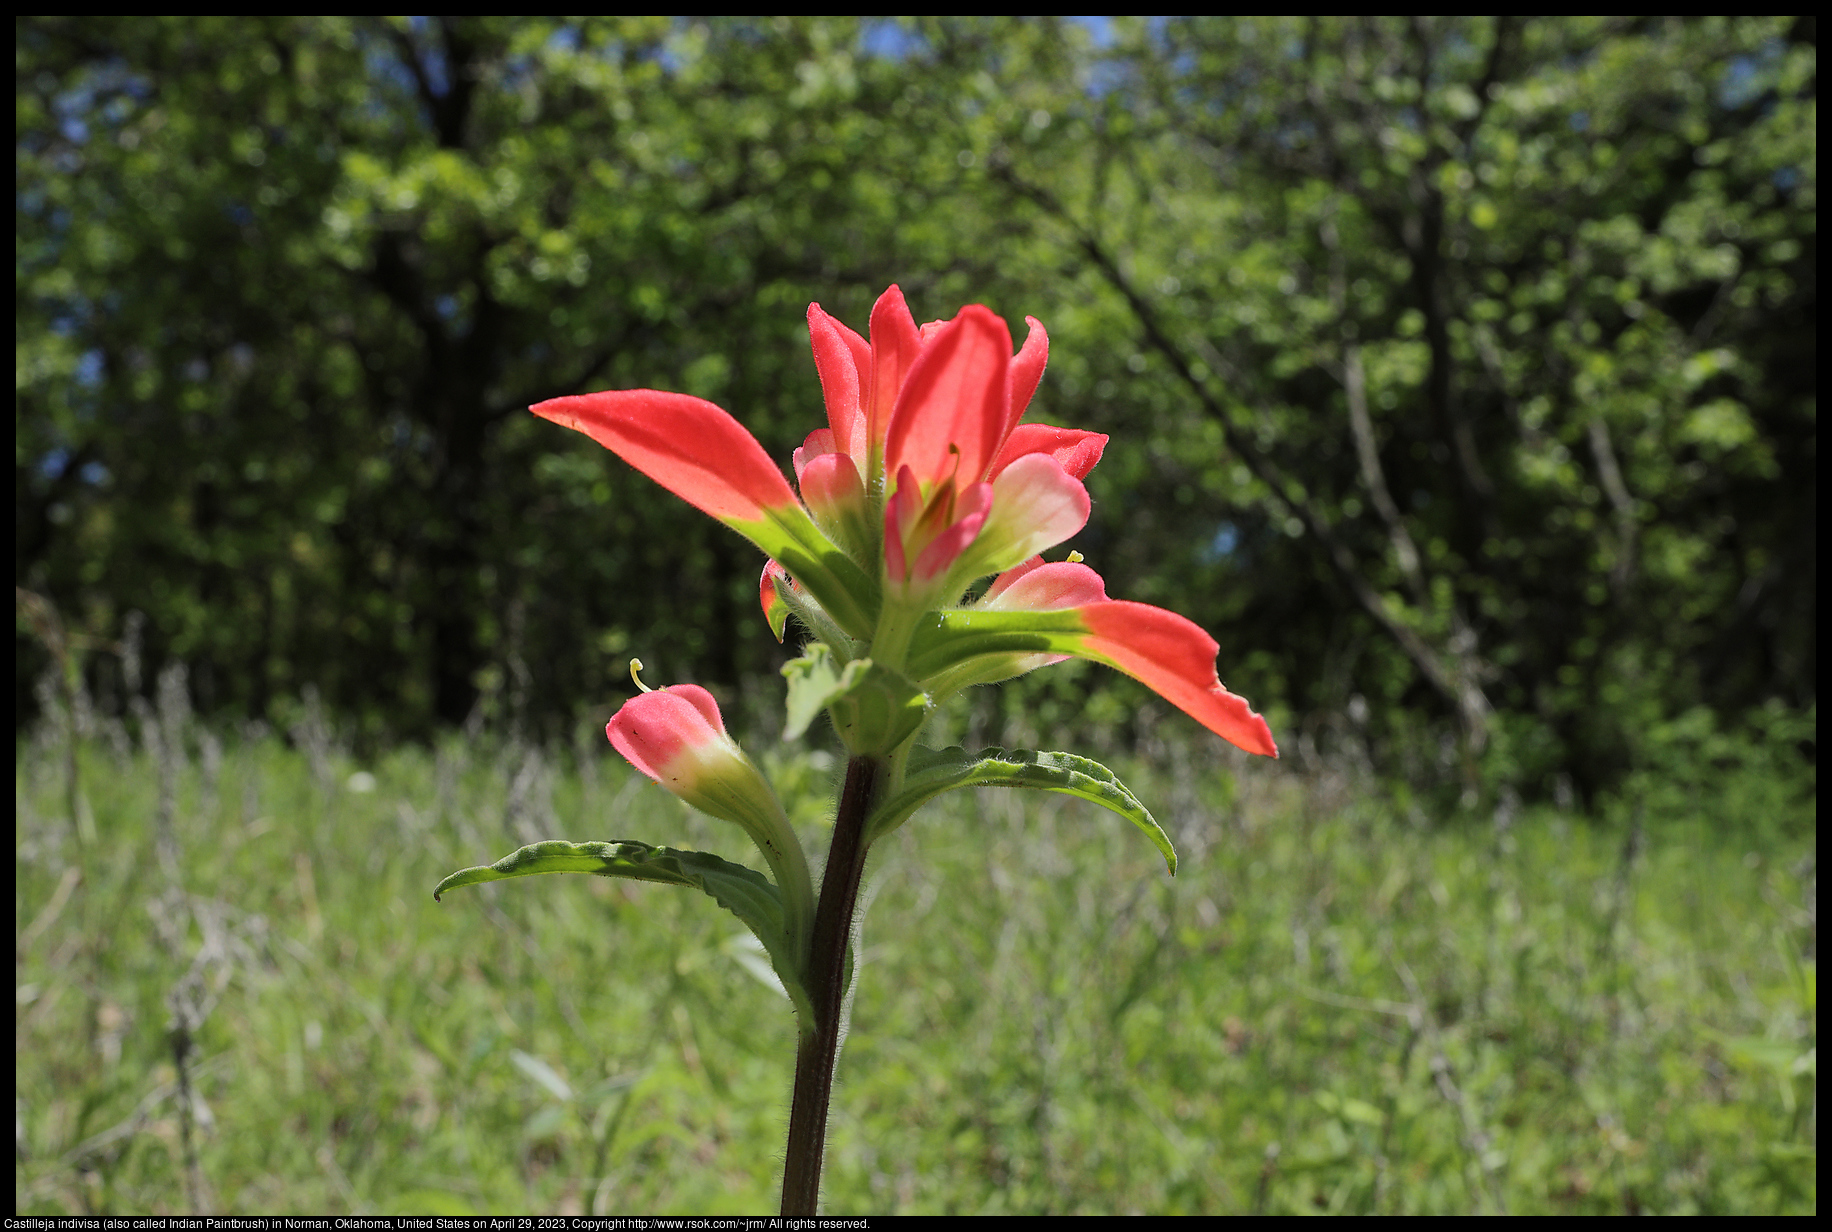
left=442, top=283, right=1277, bottom=1217
left=529, top=285, right=1275, bottom=756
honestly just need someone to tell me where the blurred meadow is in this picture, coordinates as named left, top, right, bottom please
left=15, top=675, right=1814, bottom=1214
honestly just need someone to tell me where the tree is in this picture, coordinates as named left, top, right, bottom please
left=18, top=17, right=990, bottom=738
left=19, top=18, right=1814, bottom=805
left=972, top=15, right=1814, bottom=800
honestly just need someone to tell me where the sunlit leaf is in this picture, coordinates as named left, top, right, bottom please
left=435, top=839, right=813, bottom=1023
left=865, top=746, right=1176, bottom=874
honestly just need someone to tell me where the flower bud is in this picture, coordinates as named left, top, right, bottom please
left=607, top=681, right=813, bottom=958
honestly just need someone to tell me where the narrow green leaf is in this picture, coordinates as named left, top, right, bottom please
left=434, top=839, right=814, bottom=1022
left=510, top=1049, right=574, bottom=1102
left=866, top=747, right=1177, bottom=874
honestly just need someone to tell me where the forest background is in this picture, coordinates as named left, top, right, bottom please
left=16, top=16, right=1816, bottom=810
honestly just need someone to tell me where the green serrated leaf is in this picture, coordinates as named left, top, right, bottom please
left=434, top=840, right=814, bottom=1023
left=781, top=644, right=929, bottom=754
left=866, top=747, right=1177, bottom=874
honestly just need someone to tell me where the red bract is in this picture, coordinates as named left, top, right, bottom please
left=531, top=285, right=1274, bottom=757
left=531, top=391, right=877, bottom=638
left=882, top=304, right=1017, bottom=491
left=806, top=291, right=1100, bottom=600
left=950, top=559, right=1279, bottom=758
left=760, top=561, right=793, bottom=644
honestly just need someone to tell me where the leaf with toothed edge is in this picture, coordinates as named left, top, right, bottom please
left=434, top=839, right=816, bottom=1024
left=864, top=747, right=1177, bottom=874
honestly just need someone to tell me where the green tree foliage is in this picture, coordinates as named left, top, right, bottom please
left=968, top=16, right=1815, bottom=800
left=17, top=17, right=1815, bottom=802
left=18, top=16, right=978, bottom=738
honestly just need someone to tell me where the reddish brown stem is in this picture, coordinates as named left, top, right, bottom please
left=780, top=754, right=880, bottom=1216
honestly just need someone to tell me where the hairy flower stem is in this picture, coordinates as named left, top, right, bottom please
left=780, top=754, right=881, bottom=1216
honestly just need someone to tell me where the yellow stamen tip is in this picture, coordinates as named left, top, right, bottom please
left=630, top=658, right=653, bottom=693
left=1067, top=550, right=1085, bottom=564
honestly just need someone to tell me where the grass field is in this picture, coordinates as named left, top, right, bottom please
left=14, top=685, right=1816, bottom=1214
